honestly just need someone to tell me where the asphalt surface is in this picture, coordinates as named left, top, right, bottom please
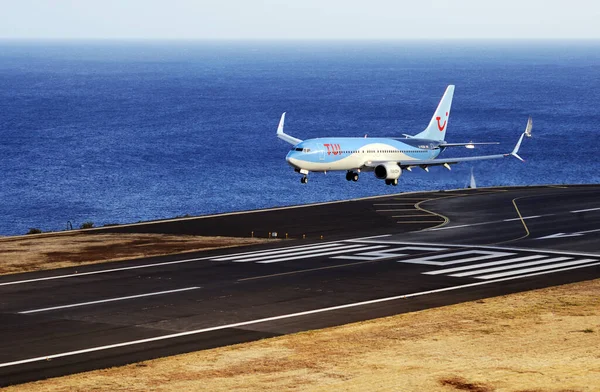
left=1, top=185, right=599, bottom=386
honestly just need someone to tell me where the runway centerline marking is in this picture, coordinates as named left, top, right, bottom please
left=19, top=287, right=201, bottom=314
left=503, top=215, right=541, bottom=222
left=3, top=262, right=599, bottom=370
left=571, top=207, right=600, bottom=213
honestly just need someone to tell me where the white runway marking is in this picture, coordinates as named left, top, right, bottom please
left=503, top=215, right=541, bottom=222
left=3, top=262, right=599, bottom=370
left=345, top=239, right=600, bottom=280
left=427, top=215, right=545, bottom=231
left=424, top=254, right=546, bottom=275
left=428, top=222, right=489, bottom=231
left=450, top=256, right=572, bottom=278
left=571, top=207, right=600, bottom=213
left=375, top=209, right=416, bottom=212
left=212, top=242, right=347, bottom=261
left=210, top=240, right=343, bottom=260
left=256, top=246, right=387, bottom=264
left=373, top=203, right=415, bottom=206
left=536, top=228, right=600, bottom=240
left=332, top=246, right=448, bottom=261
left=19, top=287, right=201, bottom=314
left=396, top=250, right=513, bottom=266
left=477, top=259, right=597, bottom=279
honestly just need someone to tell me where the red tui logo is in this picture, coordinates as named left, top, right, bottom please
left=324, top=143, right=341, bottom=155
left=436, top=112, right=448, bottom=131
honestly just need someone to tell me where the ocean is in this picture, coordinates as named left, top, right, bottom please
left=0, top=40, right=599, bottom=236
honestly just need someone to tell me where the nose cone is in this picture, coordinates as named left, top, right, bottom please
left=285, top=151, right=300, bottom=168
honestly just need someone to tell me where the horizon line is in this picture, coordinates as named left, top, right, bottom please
left=1, top=37, right=599, bottom=42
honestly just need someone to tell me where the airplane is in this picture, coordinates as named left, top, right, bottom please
left=277, top=85, right=532, bottom=184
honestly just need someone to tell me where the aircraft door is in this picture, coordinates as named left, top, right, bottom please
left=317, top=143, right=325, bottom=161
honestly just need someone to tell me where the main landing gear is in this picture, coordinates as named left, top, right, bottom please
left=300, top=176, right=308, bottom=184
left=346, top=171, right=359, bottom=182
left=385, top=179, right=398, bottom=186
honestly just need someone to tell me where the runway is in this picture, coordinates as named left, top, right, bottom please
left=1, top=185, right=599, bottom=386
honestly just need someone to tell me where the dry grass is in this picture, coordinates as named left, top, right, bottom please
left=0, top=233, right=267, bottom=275
left=5, top=278, right=600, bottom=392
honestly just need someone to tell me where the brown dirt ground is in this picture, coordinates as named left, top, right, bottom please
left=4, top=277, right=599, bottom=392
left=0, top=233, right=267, bottom=275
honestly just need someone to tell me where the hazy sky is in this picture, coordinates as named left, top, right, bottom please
left=1, top=0, right=599, bottom=40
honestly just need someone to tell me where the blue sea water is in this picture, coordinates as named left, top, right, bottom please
left=0, top=40, right=599, bottom=236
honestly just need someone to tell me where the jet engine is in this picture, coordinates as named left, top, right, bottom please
left=374, top=163, right=401, bottom=180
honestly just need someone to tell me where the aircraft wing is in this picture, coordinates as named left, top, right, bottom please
left=365, top=129, right=528, bottom=170
left=439, top=142, right=499, bottom=148
left=398, top=153, right=509, bottom=169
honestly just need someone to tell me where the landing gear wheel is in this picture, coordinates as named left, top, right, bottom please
left=300, top=176, right=308, bottom=184
left=385, top=179, right=392, bottom=185
left=345, top=172, right=353, bottom=181
left=352, top=172, right=359, bottom=182
left=392, top=179, right=398, bottom=186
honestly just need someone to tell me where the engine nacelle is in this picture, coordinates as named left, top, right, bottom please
left=374, top=163, right=401, bottom=180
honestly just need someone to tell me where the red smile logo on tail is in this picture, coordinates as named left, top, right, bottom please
left=436, top=112, right=448, bottom=131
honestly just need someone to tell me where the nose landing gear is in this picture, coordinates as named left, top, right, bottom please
left=300, top=176, right=308, bottom=184
left=346, top=171, right=359, bottom=182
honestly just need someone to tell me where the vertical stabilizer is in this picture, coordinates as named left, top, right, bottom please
left=469, top=167, right=477, bottom=189
left=412, top=85, right=455, bottom=141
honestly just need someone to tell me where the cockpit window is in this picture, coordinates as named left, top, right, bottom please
left=295, top=148, right=303, bottom=151
left=293, top=148, right=311, bottom=153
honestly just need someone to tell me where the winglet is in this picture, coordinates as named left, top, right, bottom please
left=277, top=112, right=286, bottom=134
left=524, top=116, right=532, bottom=138
left=509, top=117, right=532, bottom=162
left=276, top=112, right=303, bottom=146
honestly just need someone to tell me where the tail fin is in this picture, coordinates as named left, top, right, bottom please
left=412, top=85, right=455, bottom=141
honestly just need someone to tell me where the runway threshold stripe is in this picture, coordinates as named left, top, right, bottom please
left=476, top=259, right=598, bottom=279
left=400, top=251, right=513, bottom=266
left=424, top=255, right=547, bottom=275
left=235, top=244, right=369, bottom=263
left=210, top=240, right=343, bottom=260
left=255, top=246, right=387, bottom=264
left=19, top=287, right=201, bottom=314
left=3, top=262, right=598, bottom=370
left=213, top=243, right=345, bottom=261
left=450, top=256, right=572, bottom=277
